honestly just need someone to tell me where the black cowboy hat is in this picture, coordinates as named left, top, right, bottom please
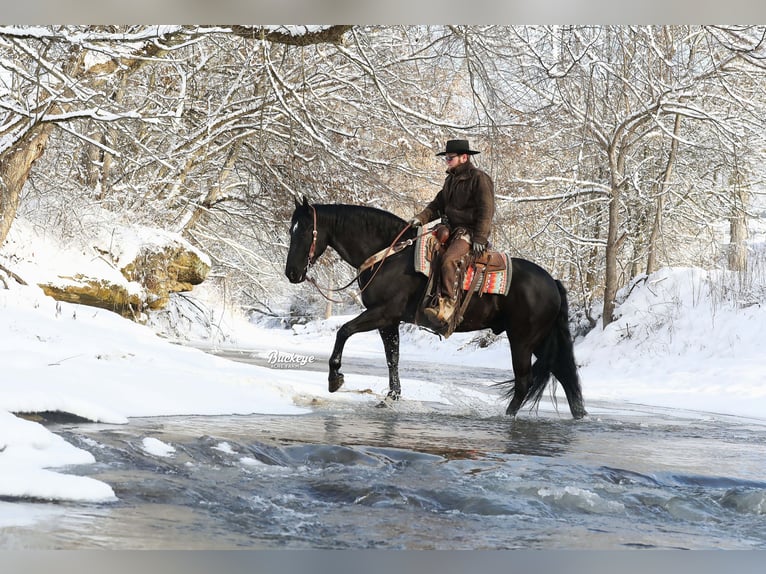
left=435, top=139, right=480, bottom=156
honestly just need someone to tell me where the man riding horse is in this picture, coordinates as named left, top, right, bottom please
left=409, top=139, right=496, bottom=326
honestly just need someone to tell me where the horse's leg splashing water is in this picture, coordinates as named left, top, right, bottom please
left=328, top=307, right=394, bottom=393
left=378, top=325, right=401, bottom=401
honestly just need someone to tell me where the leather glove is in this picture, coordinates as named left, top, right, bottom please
left=472, top=241, right=486, bottom=256
left=408, top=217, right=422, bottom=228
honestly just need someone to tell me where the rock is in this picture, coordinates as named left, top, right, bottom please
left=120, top=243, right=211, bottom=310
left=96, top=225, right=212, bottom=314
left=39, top=275, right=144, bottom=317
left=2, top=218, right=211, bottom=319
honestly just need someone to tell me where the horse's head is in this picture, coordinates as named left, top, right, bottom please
left=285, top=196, right=324, bottom=283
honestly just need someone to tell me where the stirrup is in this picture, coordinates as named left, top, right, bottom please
left=437, top=298, right=456, bottom=322
left=424, top=304, right=441, bottom=321
left=425, top=297, right=454, bottom=324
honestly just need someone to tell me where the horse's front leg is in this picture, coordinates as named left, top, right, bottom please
left=328, top=307, right=389, bottom=392
left=378, top=324, right=401, bottom=400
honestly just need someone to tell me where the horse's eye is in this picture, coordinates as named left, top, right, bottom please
left=291, top=220, right=310, bottom=236
left=293, top=219, right=314, bottom=237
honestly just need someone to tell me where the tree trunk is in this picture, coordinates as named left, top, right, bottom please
left=602, top=142, right=623, bottom=328
left=728, top=175, right=749, bottom=273
left=602, top=186, right=620, bottom=328
left=83, top=121, right=103, bottom=190
left=645, top=192, right=664, bottom=275
left=0, top=125, right=54, bottom=246
left=178, top=141, right=242, bottom=236
left=647, top=113, right=681, bottom=275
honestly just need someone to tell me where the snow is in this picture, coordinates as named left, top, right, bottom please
left=2, top=218, right=144, bottom=299
left=576, top=267, right=766, bottom=418
left=141, top=437, right=176, bottom=458
left=2, top=216, right=766, bottom=510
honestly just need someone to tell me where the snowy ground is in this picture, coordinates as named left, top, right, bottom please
left=1, top=218, right=766, bottom=504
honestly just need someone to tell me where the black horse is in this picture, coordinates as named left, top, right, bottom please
left=285, top=197, right=587, bottom=419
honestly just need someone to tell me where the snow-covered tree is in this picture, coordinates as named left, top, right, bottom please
left=3, top=25, right=766, bottom=328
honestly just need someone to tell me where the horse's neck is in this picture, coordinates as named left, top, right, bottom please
left=321, top=206, right=402, bottom=268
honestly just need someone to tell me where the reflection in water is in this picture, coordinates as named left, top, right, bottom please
left=310, top=411, right=577, bottom=460
left=503, top=418, right=575, bottom=457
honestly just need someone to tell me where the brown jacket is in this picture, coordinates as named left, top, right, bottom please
left=415, top=161, right=495, bottom=245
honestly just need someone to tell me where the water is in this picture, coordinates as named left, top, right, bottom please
left=3, top=352, right=766, bottom=550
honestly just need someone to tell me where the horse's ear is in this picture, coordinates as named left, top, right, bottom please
left=302, top=195, right=310, bottom=208
left=294, top=196, right=302, bottom=209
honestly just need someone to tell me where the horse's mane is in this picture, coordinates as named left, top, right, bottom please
left=318, top=203, right=411, bottom=244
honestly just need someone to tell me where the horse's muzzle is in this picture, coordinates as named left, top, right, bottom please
left=286, top=266, right=307, bottom=284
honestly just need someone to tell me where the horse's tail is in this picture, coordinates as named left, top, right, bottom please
left=525, top=280, right=587, bottom=419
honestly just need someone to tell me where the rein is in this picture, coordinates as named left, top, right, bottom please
left=305, top=204, right=417, bottom=302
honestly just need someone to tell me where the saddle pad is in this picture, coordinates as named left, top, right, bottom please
left=414, top=231, right=512, bottom=296
left=461, top=258, right=512, bottom=295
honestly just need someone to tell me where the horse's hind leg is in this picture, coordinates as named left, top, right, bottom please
left=506, top=340, right=533, bottom=417
left=378, top=325, right=401, bottom=400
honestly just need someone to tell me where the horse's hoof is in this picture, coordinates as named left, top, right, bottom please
left=572, top=406, right=588, bottom=420
left=328, top=373, right=344, bottom=393
left=375, top=391, right=400, bottom=408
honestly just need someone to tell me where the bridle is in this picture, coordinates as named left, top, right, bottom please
left=302, top=202, right=415, bottom=302
left=307, top=203, right=319, bottom=268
